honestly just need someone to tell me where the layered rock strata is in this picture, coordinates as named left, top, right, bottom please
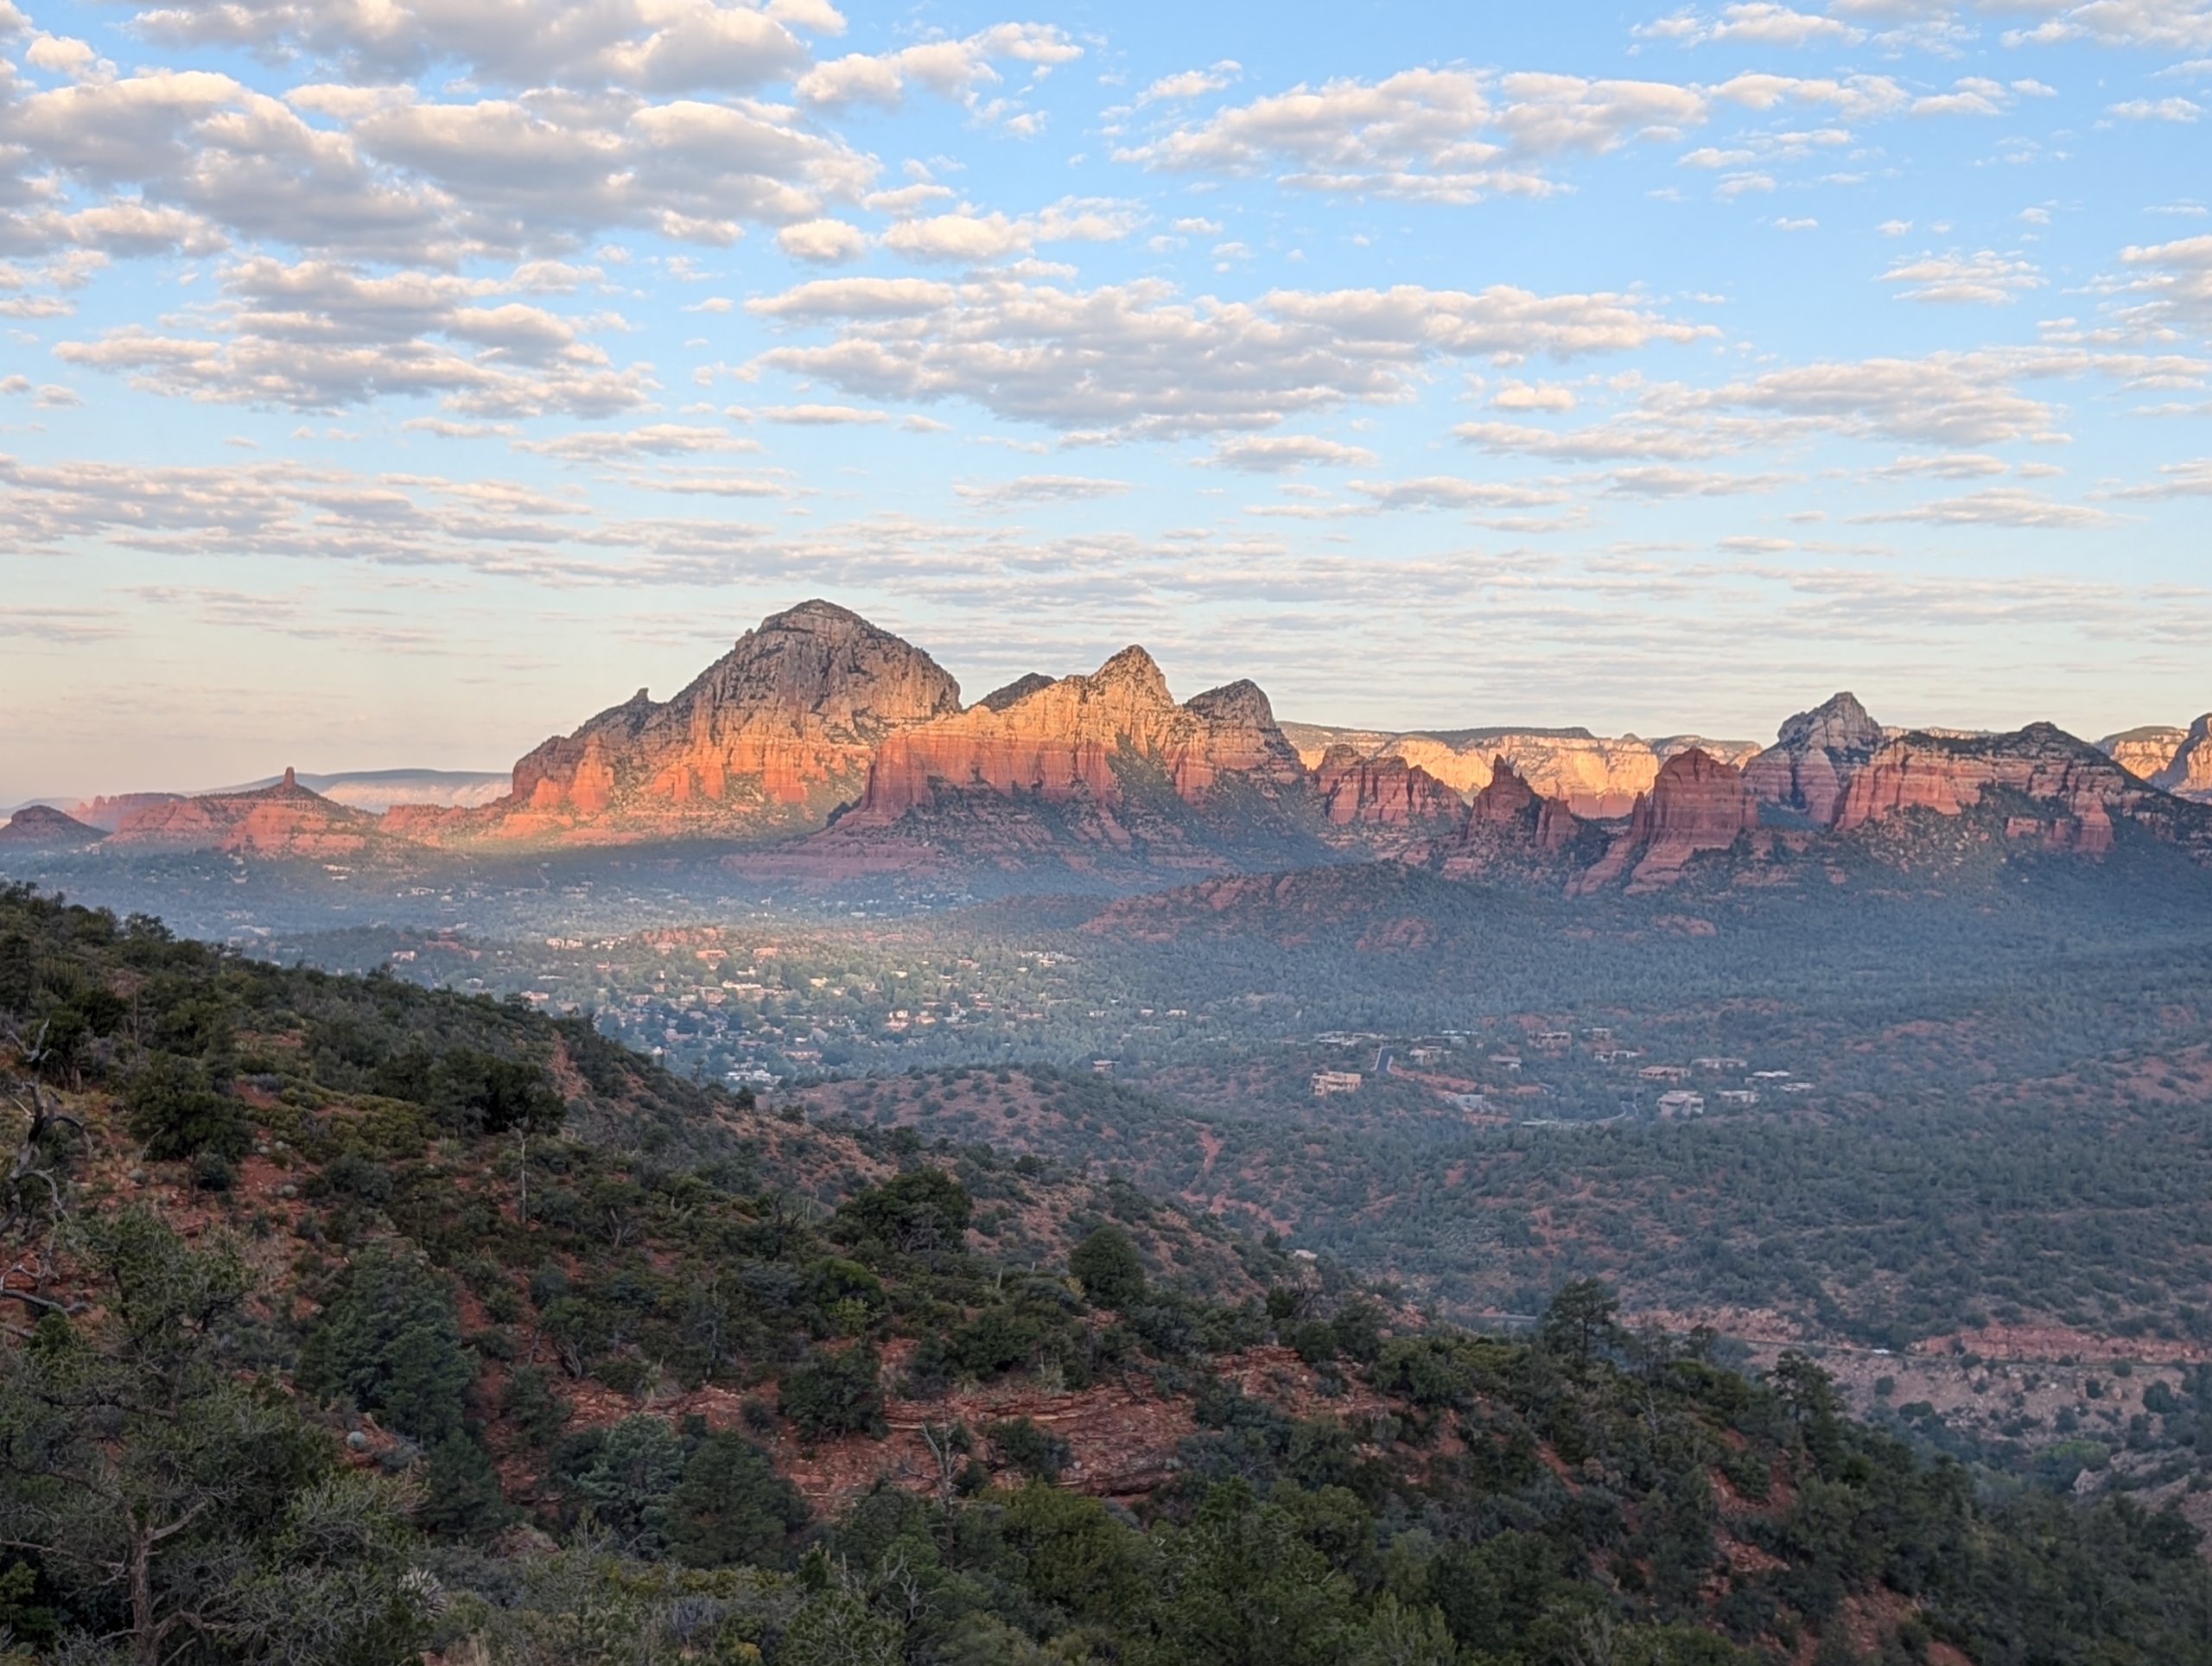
left=401, top=600, right=963, bottom=846
left=1743, top=691, right=1886, bottom=826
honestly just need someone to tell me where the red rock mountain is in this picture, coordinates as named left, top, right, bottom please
left=399, top=601, right=963, bottom=847
left=1743, top=691, right=1886, bottom=826
left=64, top=792, right=185, bottom=832
left=1311, top=745, right=1459, bottom=828
left=1573, top=748, right=1759, bottom=893
left=842, top=649, right=1304, bottom=824
left=751, top=647, right=1351, bottom=884
left=0, top=804, right=105, bottom=845
left=105, top=769, right=378, bottom=856
left=2100, top=724, right=2190, bottom=784
left=2152, top=715, right=2212, bottom=804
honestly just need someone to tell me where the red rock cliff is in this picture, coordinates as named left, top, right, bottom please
left=1742, top=691, right=1885, bottom=826
left=107, top=768, right=378, bottom=856
left=429, top=601, right=962, bottom=846
left=1313, top=745, right=1459, bottom=826
left=2153, top=715, right=2212, bottom=804
left=846, top=647, right=1306, bottom=823
left=1832, top=724, right=2133, bottom=852
left=1574, top=747, right=1758, bottom=892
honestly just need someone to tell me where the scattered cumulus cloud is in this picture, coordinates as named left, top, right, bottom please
left=1879, top=249, right=2044, bottom=304
left=954, top=473, right=1129, bottom=504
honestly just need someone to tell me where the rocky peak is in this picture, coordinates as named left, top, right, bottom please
left=2100, top=725, right=2189, bottom=783
left=1777, top=691, right=1883, bottom=754
left=1574, top=747, right=1757, bottom=893
left=1747, top=692, right=1887, bottom=826
left=1185, top=679, right=1277, bottom=730
left=2152, top=715, right=2212, bottom=803
left=976, top=674, right=1056, bottom=713
left=1088, top=645, right=1174, bottom=706
left=430, top=601, right=962, bottom=846
left=0, top=804, right=104, bottom=845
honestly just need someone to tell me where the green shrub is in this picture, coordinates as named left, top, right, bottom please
left=1070, top=1225, right=1147, bottom=1309
left=664, top=1430, right=809, bottom=1569
left=124, top=1053, right=250, bottom=1163
left=296, top=1247, right=473, bottom=1445
left=780, top=1345, right=886, bottom=1440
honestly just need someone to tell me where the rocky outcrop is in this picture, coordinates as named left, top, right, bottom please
left=1574, top=748, right=1758, bottom=892
left=845, top=648, right=1306, bottom=824
left=2101, top=725, right=2190, bottom=784
left=1440, top=759, right=1591, bottom=881
left=416, top=601, right=963, bottom=847
left=1823, top=722, right=2212, bottom=855
left=106, top=769, right=379, bottom=856
left=65, top=792, right=184, bottom=832
left=744, top=649, right=1361, bottom=888
left=1743, top=692, right=1886, bottom=826
left=1279, top=724, right=1757, bottom=817
left=2152, top=715, right=2212, bottom=803
left=1835, top=725, right=2109, bottom=850
left=0, top=804, right=105, bottom=846
left=1312, top=746, right=1459, bottom=827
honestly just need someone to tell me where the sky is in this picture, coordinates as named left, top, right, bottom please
left=2, top=0, right=2209, bottom=799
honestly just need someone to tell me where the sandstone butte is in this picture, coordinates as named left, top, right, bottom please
left=2152, top=714, right=2212, bottom=803
left=0, top=804, right=105, bottom=846
left=1311, top=744, right=1462, bottom=827
left=30, top=600, right=2212, bottom=879
left=1572, top=747, right=1762, bottom=894
left=1280, top=722, right=1758, bottom=817
left=385, top=599, right=963, bottom=847
left=841, top=646, right=1306, bottom=823
left=2101, top=724, right=2190, bottom=784
left=104, top=768, right=378, bottom=857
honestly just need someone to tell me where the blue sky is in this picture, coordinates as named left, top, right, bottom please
left=2, top=0, right=2209, bottom=798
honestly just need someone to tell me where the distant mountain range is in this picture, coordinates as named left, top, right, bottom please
left=5, top=599, right=2210, bottom=898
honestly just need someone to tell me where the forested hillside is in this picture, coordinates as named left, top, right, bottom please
left=7, top=881, right=2212, bottom=1666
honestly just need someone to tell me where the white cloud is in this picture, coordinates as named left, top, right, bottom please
left=2113, top=233, right=2212, bottom=334
left=1345, top=475, right=1571, bottom=509
left=1603, top=465, right=1789, bottom=495
left=794, top=22, right=1081, bottom=116
left=747, top=275, right=1703, bottom=438
left=879, top=198, right=1142, bottom=264
left=53, top=257, right=651, bottom=416
left=2006, top=0, right=2212, bottom=53
left=760, top=402, right=888, bottom=423
left=1849, top=486, right=2119, bottom=527
left=1493, top=379, right=1578, bottom=410
left=514, top=423, right=756, bottom=459
left=777, top=218, right=868, bottom=263
left=1879, top=249, right=2044, bottom=303
left=1637, top=4, right=1866, bottom=47
left=1139, top=62, right=1242, bottom=104
left=1869, top=452, right=2009, bottom=478
left=2108, top=97, right=2203, bottom=121
left=127, top=0, right=830, bottom=94
left=953, top=474, right=1128, bottom=504
left=0, top=64, right=877, bottom=269
left=1203, top=435, right=1379, bottom=471
left=1911, top=77, right=2017, bottom=118
left=1455, top=351, right=2069, bottom=461
left=2107, top=455, right=2212, bottom=496
left=1114, top=67, right=1721, bottom=203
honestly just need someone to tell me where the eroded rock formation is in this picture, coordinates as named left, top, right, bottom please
left=1574, top=748, right=1758, bottom=892
left=0, top=804, right=105, bottom=845
left=845, top=648, right=1306, bottom=824
left=1743, top=691, right=1886, bottom=825
left=2101, top=725, right=2190, bottom=784
left=106, top=769, right=378, bottom=856
left=415, top=600, right=963, bottom=846
left=2152, top=715, right=2212, bottom=803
